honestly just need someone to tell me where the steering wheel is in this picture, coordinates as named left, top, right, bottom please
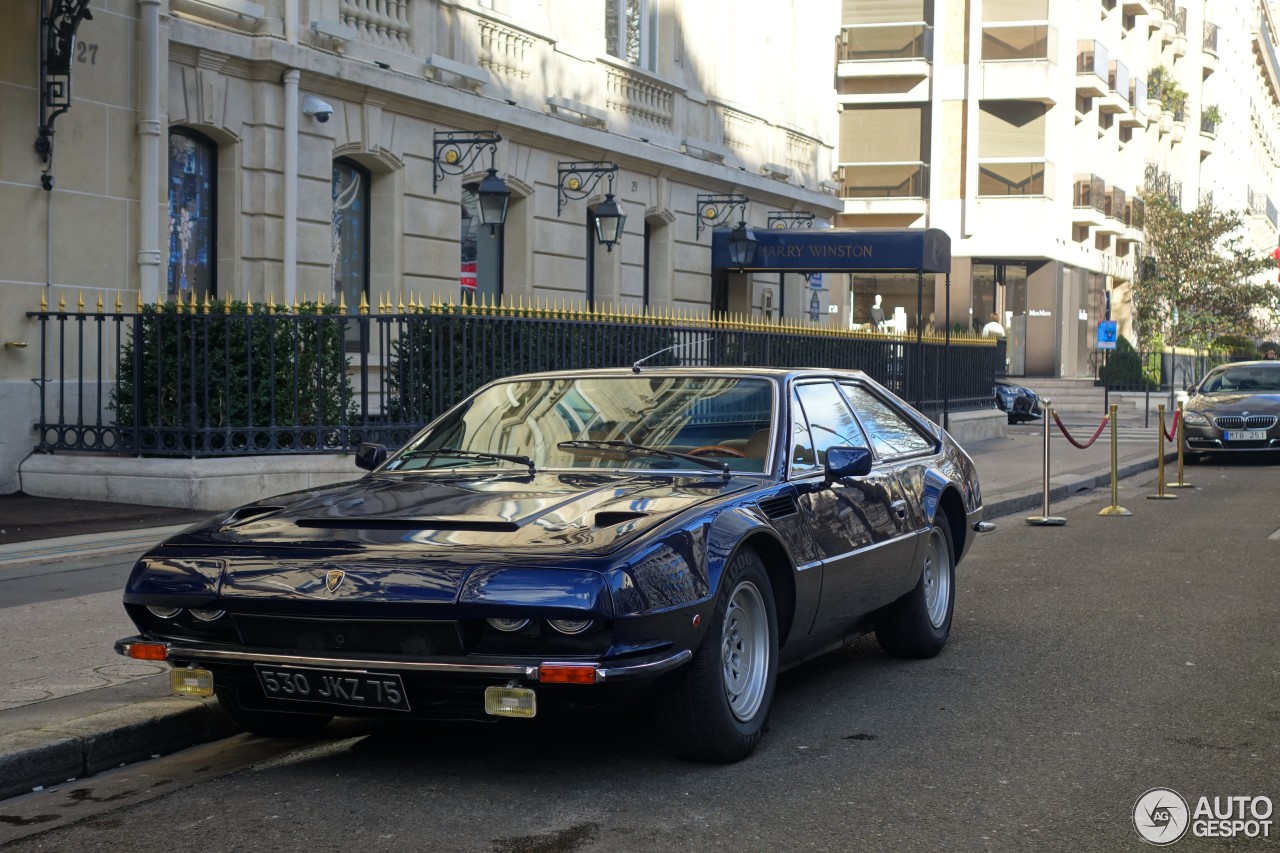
left=687, top=445, right=750, bottom=458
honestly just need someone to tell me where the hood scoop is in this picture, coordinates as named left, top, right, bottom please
left=295, top=517, right=520, bottom=532
left=594, top=510, right=650, bottom=528
left=222, top=506, right=285, bottom=527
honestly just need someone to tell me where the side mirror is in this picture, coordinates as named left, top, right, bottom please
left=825, top=446, right=873, bottom=481
left=354, top=442, right=387, bottom=471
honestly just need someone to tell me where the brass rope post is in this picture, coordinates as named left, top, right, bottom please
left=1147, top=403, right=1177, bottom=500
left=1169, top=400, right=1193, bottom=488
left=1026, top=405, right=1066, bottom=526
left=1098, top=404, right=1132, bottom=516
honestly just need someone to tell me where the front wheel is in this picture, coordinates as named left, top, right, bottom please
left=652, top=548, right=778, bottom=762
left=876, top=512, right=955, bottom=659
left=216, top=687, right=333, bottom=738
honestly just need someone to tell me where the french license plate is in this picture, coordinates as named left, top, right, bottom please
left=255, top=664, right=410, bottom=712
left=1225, top=430, right=1267, bottom=441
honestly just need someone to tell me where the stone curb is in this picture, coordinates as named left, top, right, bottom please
left=982, top=454, right=1171, bottom=520
left=0, top=696, right=238, bottom=801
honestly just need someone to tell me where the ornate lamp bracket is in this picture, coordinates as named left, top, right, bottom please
left=556, top=161, right=619, bottom=216
left=35, top=0, right=94, bottom=190
left=432, top=130, right=502, bottom=194
left=695, top=193, right=750, bottom=239
left=767, top=211, right=816, bottom=229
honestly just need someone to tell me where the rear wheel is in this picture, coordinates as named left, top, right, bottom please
left=653, top=548, right=778, bottom=762
left=216, top=687, right=332, bottom=737
left=876, top=512, right=955, bottom=659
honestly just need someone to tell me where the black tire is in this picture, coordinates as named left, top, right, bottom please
left=216, top=687, right=333, bottom=738
left=652, top=548, right=779, bottom=763
left=876, top=512, right=955, bottom=659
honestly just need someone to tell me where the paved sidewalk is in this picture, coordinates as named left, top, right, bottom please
left=0, top=412, right=1176, bottom=800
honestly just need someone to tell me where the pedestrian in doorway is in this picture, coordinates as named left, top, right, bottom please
left=981, top=312, right=1005, bottom=338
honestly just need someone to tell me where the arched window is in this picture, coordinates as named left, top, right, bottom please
left=332, top=158, right=370, bottom=310
left=461, top=183, right=504, bottom=300
left=167, top=128, right=217, bottom=302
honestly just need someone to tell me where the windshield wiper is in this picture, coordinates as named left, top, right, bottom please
left=557, top=439, right=730, bottom=479
left=396, top=447, right=535, bottom=474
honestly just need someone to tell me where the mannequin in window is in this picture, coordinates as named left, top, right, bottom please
left=869, top=294, right=886, bottom=330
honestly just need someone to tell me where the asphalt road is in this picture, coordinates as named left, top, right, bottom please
left=3, top=460, right=1278, bottom=852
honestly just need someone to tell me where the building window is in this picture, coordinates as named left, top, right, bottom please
left=461, top=184, right=504, bottom=301
left=167, top=128, right=216, bottom=302
left=606, top=0, right=654, bottom=69
left=332, top=158, right=370, bottom=311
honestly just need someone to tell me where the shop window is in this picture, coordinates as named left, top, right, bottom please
left=167, top=128, right=217, bottom=302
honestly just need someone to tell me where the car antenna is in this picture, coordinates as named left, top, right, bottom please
left=632, top=337, right=713, bottom=373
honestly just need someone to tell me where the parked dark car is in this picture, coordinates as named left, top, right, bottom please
left=1181, top=361, right=1280, bottom=462
left=995, top=380, right=1045, bottom=424
left=116, top=368, right=989, bottom=762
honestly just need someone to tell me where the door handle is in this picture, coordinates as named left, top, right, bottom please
left=890, top=500, right=908, bottom=520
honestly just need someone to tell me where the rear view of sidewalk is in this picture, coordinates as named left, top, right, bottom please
left=0, top=412, right=1173, bottom=799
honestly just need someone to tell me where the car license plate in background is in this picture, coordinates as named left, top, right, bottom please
left=1225, top=430, right=1267, bottom=442
left=255, top=664, right=410, bottom=711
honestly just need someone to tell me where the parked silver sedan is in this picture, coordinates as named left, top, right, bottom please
left=1182, top=361, right=1280, bottom=462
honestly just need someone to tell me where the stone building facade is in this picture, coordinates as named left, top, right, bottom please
left=0, top=0, right=843, bottom=493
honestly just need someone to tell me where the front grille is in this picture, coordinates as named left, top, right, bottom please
left=1213, top=415, right=1277, bottom=430
left=235, top=616, right=464, bottom=656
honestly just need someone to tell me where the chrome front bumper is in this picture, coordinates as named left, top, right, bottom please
left=114, top=636, right=691, bottom=684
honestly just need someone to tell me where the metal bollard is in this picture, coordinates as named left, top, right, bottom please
left=1168, top=400, right=1194, bottom=489
left=1026, top=405, right=1066, bottom=526
left=1098, top=404, right=1132, bottom=516
left=1147, top=403, right=1177, bottom=500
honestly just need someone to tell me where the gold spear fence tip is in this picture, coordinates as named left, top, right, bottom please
left=77, top=292, right=84, bottom=313
left=96, top=293, right=104, bottom=313
left=359, top=292, right=369, bottom=315
left=224, top=293, right=232, bottom=314
left=114, top=291, right=122, bottom=312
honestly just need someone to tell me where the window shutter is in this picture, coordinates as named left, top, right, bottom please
left=978, top=102, right=1046, bottom=157
left=840, top=106, right=925, bottom=162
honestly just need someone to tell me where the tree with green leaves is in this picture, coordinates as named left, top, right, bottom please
left=1133, top=191, right=1279, bottom=350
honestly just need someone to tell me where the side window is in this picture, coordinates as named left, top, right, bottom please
left=795, top=382, right=870, bottom=468
left=789, top=389, right=818, bottom=474
left=840, top=383, right=935, bottom=457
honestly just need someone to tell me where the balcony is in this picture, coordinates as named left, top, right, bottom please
left=838, top=162, right=930, bottom=217
left=1252, top=12, right=1280, bottom=106
left=1072, top=174, right=1107, bottom=226
left=1122, top=0, right=1154, bottom=15
left=1098, top=186, right=1126, bottom=234
left=1202, top=21, right=1219, bottom=75
left=1120, top=77, right=1147, bottom=126
left=1172, top=7, right=1188, bottom=56
left=1170, top=105, right=1186, bottom=142
left=1100, top=59, right=1130, bottom=113
left=1076, top=40, right=1109, bottom=97
left=978, top=160, right=1051, bottom=197
left=1199, top=110, right=1218, bottom=157
left=837, top=23, right=933, bottom=79
left=1125, top=197, right=1146, bottom=231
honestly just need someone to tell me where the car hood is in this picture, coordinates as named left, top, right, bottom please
left=166, top=471, right=756, bottom=555
left=1186, top=392, right=1280, bottom=414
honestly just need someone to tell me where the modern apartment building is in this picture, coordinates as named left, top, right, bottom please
left=836, top=0, right=1280, bottom=378
left=0, top=0, right=842, bottom=493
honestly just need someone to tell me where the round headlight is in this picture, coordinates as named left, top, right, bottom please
left=146, top=606, right=181, bottom=619
left=548, top=618, right=593, bottom=635
left=486, top=617, right=530, bottom=633
left=189, top=609, right=226, bottom=622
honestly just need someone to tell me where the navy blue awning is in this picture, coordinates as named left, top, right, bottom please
left=711, top=227, right=951, bottom=274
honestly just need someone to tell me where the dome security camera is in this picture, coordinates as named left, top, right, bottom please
left=302, top=94, right=334, bottom=123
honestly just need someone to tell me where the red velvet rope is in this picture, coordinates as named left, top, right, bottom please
left=1163, top=409, right=1180, bottom=442
left=1053, top=411, right=1110, bottom=449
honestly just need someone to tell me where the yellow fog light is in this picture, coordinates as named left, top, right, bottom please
left=170, top=668, right=214, bottom=697
left=484, top=685, right=536, bottom=718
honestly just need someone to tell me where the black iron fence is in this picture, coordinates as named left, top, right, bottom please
left=1091, top=347, right=1235, bottom=394
left=28, top=298, right=997, bottom=458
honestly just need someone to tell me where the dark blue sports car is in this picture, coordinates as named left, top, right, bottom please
left=116, top=368, right=989, bottom=762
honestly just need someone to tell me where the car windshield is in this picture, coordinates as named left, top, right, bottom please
left=1198, top=366, right=1280, bottom=394
left=385, top=375, right=776, bottom=474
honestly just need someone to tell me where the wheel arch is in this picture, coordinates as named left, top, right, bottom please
left=733, top=532, right=797, bottom=648
left=937, top=485, right=967, bottom=559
